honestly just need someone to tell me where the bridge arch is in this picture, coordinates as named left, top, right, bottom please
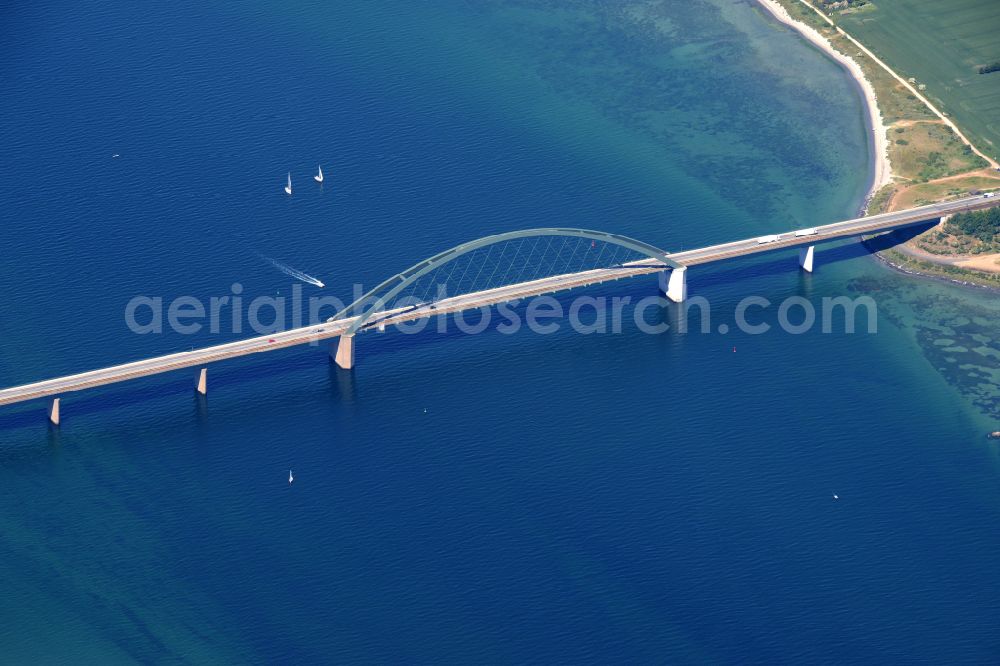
left=330, top=228, right=683, bottom=336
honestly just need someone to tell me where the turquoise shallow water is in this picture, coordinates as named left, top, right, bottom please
left=0, top=0, right=998, bottom=662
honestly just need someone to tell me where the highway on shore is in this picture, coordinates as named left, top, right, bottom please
left=0, top=193, right=996, bottom=409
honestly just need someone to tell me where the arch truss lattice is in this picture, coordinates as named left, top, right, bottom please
left=330, top=228, right=683, bottom=335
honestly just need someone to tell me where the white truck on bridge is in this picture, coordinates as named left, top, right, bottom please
left=4, top=193, right=1000, bottom=423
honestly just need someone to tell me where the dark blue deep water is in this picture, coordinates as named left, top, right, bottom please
left=1, top=1, right=999, bottom=662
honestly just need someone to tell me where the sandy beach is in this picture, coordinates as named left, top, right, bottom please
left=756, top=0, right=893, bottom=204
left=953, top=254, right=1000, bottom=274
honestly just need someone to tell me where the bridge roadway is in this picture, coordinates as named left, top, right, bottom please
left=0, top=193, right=996, bottom=409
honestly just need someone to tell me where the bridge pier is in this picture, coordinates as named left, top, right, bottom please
left=798, top=245, right=815, bottom=273
left=333, top=335, right=355, bottom=370
left=659, top=267, right=687, bottom=303
left=196, top=368, right=207, bottom=395
left=48, top=398, right=60, bottom=426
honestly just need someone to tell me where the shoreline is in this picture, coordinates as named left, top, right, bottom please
left=866, top=243, right=1000, bottom=295
left=891, top=236, right=1000, bottom=275
left=755, top=0, right=893, bottom=210
left=755, top=0, right=1000, bottom=291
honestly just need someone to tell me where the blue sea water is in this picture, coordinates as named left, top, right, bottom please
left=1, top=0, right=999, bottom=662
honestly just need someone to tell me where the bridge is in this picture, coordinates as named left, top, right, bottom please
left=2, top=193, right=998, bottom=425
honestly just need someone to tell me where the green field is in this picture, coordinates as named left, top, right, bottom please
left=888, top=121, right=987, bottom=181
left=831, top=0, right=1000, bottom=162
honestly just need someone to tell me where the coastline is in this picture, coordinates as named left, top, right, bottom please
left=864, top=242, right=1000, bottom=294
left=755, top=0, right=1000, bottom=291
left=755, top=0, right=893, bottom=208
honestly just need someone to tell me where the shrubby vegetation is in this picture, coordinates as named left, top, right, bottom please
left=911, top=202, right=1000, bottom=257
left=888, top=122, right=987, bottom=182
left=948, top=208, right=1000, bottom=245
left=818, top=0, right=870, bottom=10
left=918, top=151, right=946, bottom=181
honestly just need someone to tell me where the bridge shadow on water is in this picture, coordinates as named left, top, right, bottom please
left=0, top=345, right=336, bottom=434
left=860, top=221, right=937, bottom=251
left=690, top=221, right=936, bottom=290
left=371, top=223, right=939, bottom=349
left=0, top=223, right=937, bottom=434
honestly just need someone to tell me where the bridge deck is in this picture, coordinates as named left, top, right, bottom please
left=1, top=194, right=996, bottom=408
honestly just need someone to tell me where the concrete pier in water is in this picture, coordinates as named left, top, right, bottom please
left=334, top=335, right=355, bottom=370
left=0, top=193, right=997, bottom=423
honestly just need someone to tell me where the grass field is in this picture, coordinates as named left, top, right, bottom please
left=888, top=121, right=987, bottom=181
left=890, top=173, right=1000, bottom=208
left=833, top=0, right=1000, bottom=162
left=766, top=0, right=1000, bottom=279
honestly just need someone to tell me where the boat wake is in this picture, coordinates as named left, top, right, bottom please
left=260, top=255, right=325, bottom=288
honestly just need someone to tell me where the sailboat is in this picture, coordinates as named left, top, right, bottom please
left=284, top=173, right=292, bottom=195
left=314, top=165, right=323, bottom=183
left=288, top=469, right=294, bottom=484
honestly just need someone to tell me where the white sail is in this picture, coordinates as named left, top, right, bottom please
left=284, top=172, right=292, bottom=195
left=314, top=165, right=323, bottom=183
left=288, top=469, right=294, bottom=484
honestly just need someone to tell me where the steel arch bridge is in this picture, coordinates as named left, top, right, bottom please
left=329, top=228, right=683, bottom=336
